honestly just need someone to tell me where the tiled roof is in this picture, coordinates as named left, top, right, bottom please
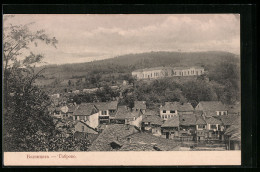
left=94, top=101, right=118, bottom=111
left=195, top=116, right=206, bottom=125
left=161, top=116, right=180, bottom=127
left=87, top=124, right=139, bottom=151
left=142, top=115, right=163, bottom=126
left=225, top=125, right=241, bottom=141
left=179, top=114, right=197, bottom=126
left=143, top=109, right=159, bottom=116
left=205, top=116, right=223, bottom=125
left=219, top=115, right=240, bottom=126
left=73, top=103, right=98, bottom=116
left=160, top=102, right=194, bottom=111
left=196, top=101, right=228, bottom=111
left=134, top=101, right=146, bottom=110
left=120, top=132, right=180, bottom=151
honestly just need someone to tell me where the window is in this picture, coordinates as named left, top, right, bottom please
left=198, top=125, right=205, bottom=129
left=188, top=71, right=189, bottom=75
left=163, top=110, right=166, bottom=113
left=170, top=110, right=175, bottom=113
left=82, top=126, right=84, bottom=132
left=102, top=111, right=107, bottom=115
left=210, top=125, right=217, bottom=129
left=165, top=115, right=167, bottom=118
left=223, top=111, right=227, bottom=115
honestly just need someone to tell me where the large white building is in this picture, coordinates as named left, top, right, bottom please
left=132, top=66, right=204, bottom=79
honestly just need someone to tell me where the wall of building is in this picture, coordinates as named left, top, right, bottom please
left=160, top=110, right=178, bottom=120
left=130, top=115, right=143, bottom=128
left=75, top=122, right=98, bottom=134
left=86, top=113, right=99, bottom=129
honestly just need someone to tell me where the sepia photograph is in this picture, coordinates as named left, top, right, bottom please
left=3, top=13, right=241, bottom=166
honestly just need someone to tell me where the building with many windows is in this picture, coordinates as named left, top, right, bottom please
left=132, top=66, right=204, bottom=79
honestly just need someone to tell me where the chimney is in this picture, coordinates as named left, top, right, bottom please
left=127, top=137, right=131, bottom=144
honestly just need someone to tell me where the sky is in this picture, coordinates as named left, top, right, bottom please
left=4, top=14, right=240, bottom=65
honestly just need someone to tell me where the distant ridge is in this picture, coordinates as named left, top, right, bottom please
left=37, top=51, right=239, bottom=79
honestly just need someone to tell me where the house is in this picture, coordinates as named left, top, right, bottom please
left=132, top=67, right=173, bottom=80
left=219, top=115, right=240, bottom=130
left=67, top=104, right=77, bottom=118
left=119, top=132, right=180, bottom=151
left=87, top=124, right=140, bottom=151
left=141, top=114, right=163, bottom=136
left=195, top=101, right=228, bottom=117
left=73, top=103, right=99, bottom=129
left=195, top=116, right=207, bottom=141
left=114, top=106, right=143, bottom=128
left=93, top=101, right=118, bottom=124
left=204, top=116, right=224, bottom=140
left=172, top=66, right=204, bottom=76
left=179, top=114, right=197, bottom=141
left=133, top=101, right=146, bottom=113
left=161, top=115, right=180, bottom=139
left=159, top=102, right=194, bottom=120
left=74, top=121, right=99, bottom=142
left=224, top=125, right=241, bottom=150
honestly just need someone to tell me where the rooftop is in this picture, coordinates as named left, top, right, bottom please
left=197, top=101, right=228, bottom=112
left=134, top=101, right=147, bottom=110
left=161, top=116, right=180, bottom=127
left=179, top=114, right=197, bottom=126
left=93, top=101, right=118, bottom=111
left=160, top=102, right=194, bottom=111
left=195, top=116, right=206, bottom=125
left=73, top=103, right=98, bottom=116
left=205, top=116, right=223, bottom=125
left=87, top=124, right=140, bottom=151
left=142, top=115, right=163, bottom=126
left=120, top=132, right=180, bottom=151
left=219, top=115, right=240, bottom=126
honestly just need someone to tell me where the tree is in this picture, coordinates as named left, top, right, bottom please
left=3, top=15, right=58, bottom=151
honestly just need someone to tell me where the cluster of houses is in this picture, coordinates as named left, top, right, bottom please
left=132, top=66, right=205, bottom=80
left=48, top=99, right=240, bottom=151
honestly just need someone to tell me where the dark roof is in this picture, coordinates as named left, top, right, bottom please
left=195, top=116, right=206, bottom=125
left=179, top=114, right=197, bottom=126
left=161, top=116, right=179, bottom=127
left=120, top=132, right=180, bottom=151
left=73, top=103, right=98, bottom=116
left=94, top=101, right=118, bottom=111
left=87, top=124, right=139, bottom=151
left=219, top=115, right=240, bottom=126
left=134, top=101, right=146, bottom=110
left=160, top=102, right=194, bottom=111
left=196, top=101, right=228, bottom=111
left=205, top=117, right=223, bottom=125
left=142, top=115, right=163, bottom=126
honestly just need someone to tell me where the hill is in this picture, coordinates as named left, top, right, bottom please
left=38, top=51, right=239, bottom=80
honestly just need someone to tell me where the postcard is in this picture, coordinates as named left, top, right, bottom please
left=3, top=13, right=241, bottom=166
